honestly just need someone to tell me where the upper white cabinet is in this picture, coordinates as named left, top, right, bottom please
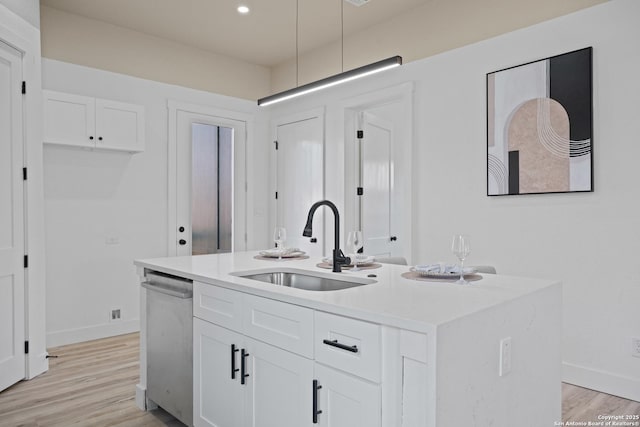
left=43, top=90, right=145, bottom=153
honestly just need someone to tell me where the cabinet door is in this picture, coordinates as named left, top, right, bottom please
left=244, top=338, right=314, bottom=427
left=43, top=90, right=95, bottom=147
left=95, top=98, right=145, bottom=152
left=315, top=364, right=381, bottom=427
left=194, top=319, right=244, bottom=427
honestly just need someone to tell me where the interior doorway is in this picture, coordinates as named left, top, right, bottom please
left=168, top=102, right=247, bottom=257
left=343, top=83, right=413, bottom=262
left=0, top=39, right=25, bottom=392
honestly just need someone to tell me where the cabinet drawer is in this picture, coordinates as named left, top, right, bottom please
left=242, top=294, right=314, bottom=358
left=314, top=311, right=381, bottom=382
left=193, top=282, right=243, bottom=332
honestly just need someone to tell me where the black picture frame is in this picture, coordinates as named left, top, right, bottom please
left=486, top=47, right=593, bottom=196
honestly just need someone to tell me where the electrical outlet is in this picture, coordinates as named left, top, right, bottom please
left=499, top=337, right=512, bottom=376
left=110, top=308, right=121, bottom=322
left=632, top=337, right=640, bottom=358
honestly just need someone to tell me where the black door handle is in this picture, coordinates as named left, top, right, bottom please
left=312, top=379, right=322, bottom=423
left=179, top=239, right=187, bottom=245
left=322, top=339, right=358, bottom=353
left=241, top=349, right=250, bottom=385
left=231, top=344, right=239, bottom=380
left=390, top=236, right=397, bottom=242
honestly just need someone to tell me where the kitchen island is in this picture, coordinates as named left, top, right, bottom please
left=134, top=251, right=562, bottom=427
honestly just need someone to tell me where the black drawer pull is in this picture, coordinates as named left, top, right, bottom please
left=231, top=344, right=239, bottom=380
left=312, top=379, right=322, bottom=423
left=241, top=348, right=250, bottom=384
left=322, top=339, right=358, bottom=353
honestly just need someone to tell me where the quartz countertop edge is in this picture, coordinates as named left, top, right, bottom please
left=134, top=251, right=561, bottom=333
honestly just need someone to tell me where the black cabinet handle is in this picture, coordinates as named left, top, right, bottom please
left=241, top=348, right=250, bottom=385
left=178, top=226, right=185, bottom=233
left=89, top=136, right=94, bottom=140
left=390, top=236, right=398, bottom=242
left=179, top=239, right=187, bottom=245
left=98, top=136, right=103, bottom=141
left=310, top=238, right=317, bottom=243
left=231, top=344, right=239, bottom=380
left=322, top=339, right=358, bottom=353
left=312, top=379, right=322, bottom=423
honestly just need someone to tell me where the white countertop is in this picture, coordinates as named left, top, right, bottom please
left=134, top=251, right=560, bottom=332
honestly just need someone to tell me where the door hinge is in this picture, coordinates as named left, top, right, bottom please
left=24, top=255, right=28, bottom=268
left=24, top=341, right=29, bottom=354
left=275, top=191, right=278, bottom=200
left=21, top=81, right=26, bottom=95
left=274, top=140, right=278, bottom=150
left=357, top=130, right=363, bottom=139
left=23, top=167, right=27, bottom=181
left=357, top=187, right=364, bottom=196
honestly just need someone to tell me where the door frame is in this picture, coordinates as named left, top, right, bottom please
left=269, top=107, right=325, bottom=254
left=167, top=100, right=252, bottom=256
left=0, top=4, right=47, bottom=380
left=341, top=82, right=414, bottom=262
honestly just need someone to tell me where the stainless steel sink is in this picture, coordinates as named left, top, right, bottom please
left=232, top=269, right=376, bottom=291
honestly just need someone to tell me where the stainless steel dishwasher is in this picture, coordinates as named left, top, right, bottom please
left=142, top=271, right=193, bottom=426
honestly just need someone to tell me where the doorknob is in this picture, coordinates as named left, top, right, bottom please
left=390, top=236, right=397, bottom=242
left=179, top=239, right=187, bottom=245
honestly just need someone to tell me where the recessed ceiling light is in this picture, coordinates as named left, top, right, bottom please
left=237, top=5, right=250, bottom=14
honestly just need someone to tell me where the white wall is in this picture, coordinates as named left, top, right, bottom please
left=42, top=59, right=269, bottom=347
left=0, top=0, right=39, bottom=28
left=266, top=0, right=640, bottom=402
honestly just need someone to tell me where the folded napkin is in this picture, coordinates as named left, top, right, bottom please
left=261, top=247, right=301, bottom=256
left=415, top=263, right=476, bottom=274
left=415, top=263, right=454, bottom=273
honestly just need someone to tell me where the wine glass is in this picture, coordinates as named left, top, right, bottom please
left=451, top=234, right=470, bottom=284
left=347, top=231, right=363, bottom=271
left=273, top=227, right=287, bottom=260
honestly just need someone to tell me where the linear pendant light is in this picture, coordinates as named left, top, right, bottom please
left=257, top=0, right=402, bottom=107
left=257, top=55, right=402, bottom=106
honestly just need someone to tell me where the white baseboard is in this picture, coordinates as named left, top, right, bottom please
left=47, top=319, right=140, bottom=348
left=563, top=362, right=640, bottom=402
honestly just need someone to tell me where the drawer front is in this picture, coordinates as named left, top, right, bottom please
left=314, top=311, right=381, bottom=382
left=242, top=294, right=314, bottom=358
left=193, top=282, right=243, bottom=332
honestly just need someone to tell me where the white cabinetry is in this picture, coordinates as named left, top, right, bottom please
left=193, top=282, right=419, bottom=427
left=43, top=90, right=145, bottom=152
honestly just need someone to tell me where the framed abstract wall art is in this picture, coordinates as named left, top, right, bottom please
left=486, top=47, right=593, bottom=196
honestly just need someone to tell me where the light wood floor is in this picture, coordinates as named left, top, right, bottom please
left=0, top=333, right=638, bottom=426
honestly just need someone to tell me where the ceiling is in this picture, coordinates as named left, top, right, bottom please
left=40, top=0, right=430, bottom=67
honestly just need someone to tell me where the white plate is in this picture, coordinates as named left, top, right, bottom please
left=322, top=255, right=375, bottom=267
left=411, top=266, right=475, bottom=279
left=259, top=249, right=306, bottom=258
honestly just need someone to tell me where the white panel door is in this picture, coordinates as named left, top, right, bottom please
left=315, top=364, right=381, bottom=427
left=0, top=40, right=25, bottom=392
left=176, top=110, right=247, bottom=256
left=193, top=319, right=244, bottom=427
left=244, top=337, right=314, bottom=427
left=360, top=112, right=394, bottom=257
left=276, top=118, right=324, bottom=256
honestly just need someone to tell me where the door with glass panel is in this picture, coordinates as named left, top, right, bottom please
left=0, top=40, right=25, bottom=392
left=175, top=111, right=246, bottom=256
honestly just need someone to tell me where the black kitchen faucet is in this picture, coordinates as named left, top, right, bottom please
left=303, top=200, right=351, bottom=273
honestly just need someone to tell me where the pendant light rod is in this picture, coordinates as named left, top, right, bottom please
left=257, top=55, right=402, bottom=106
